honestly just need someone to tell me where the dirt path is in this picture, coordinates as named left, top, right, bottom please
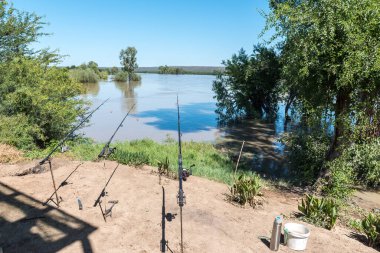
left=0, top=160, right=377, bottom=253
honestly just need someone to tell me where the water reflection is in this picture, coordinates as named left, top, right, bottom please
left=80, top=74, right=291, bottom=178
left=83, top=82, right=100, bottom=96
left=136, top=102, right=216, bottom=132
left=114, top=81, right=141, bottom=113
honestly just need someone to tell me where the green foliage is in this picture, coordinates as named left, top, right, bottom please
left=0, top=114, right=41, bottom=149
left=120, top=47, right=138, bottom=81
left=0, top=57, right=86, bottom=148
left=280, top=131, right=330, bottom=184
left=68, top=139, right=236, bottom=184
left=68, top=61, right=108, bottom=82
left=113, top=71, right=129, bottom=82
left=69, top=68, right=99, bottom=83
left=298, top=194, right=339, bottom=230
left=130, top=73, right=141, bottom=81
left=213, top=45, right=281, bottom=123
left=361, top=213, right=380, bottom=248
left=323, top=139, right=380, bottom=195
left=98, top=70, right=108, bottom=80
left=0, top=1, right=47, bottom=62
left=230, top=174, right=262, bottom=207
left=112, top=150, right=150, bottom=166
left=158, top=65, right=185, bottom=74
left=267, top=0, right=380, bottom=157
left=351, top=212, right=380, bottom=248
left=323, top=159, right=355, bottom=199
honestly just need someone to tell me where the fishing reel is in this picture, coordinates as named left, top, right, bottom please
left=165, top=212, right=177, bottom=222
left=98, top=146, right=116, bottom=159
left=182, top=164, right=194, bottom=181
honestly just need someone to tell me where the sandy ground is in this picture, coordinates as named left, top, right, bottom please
left=0, top=160, right=378, bottom=253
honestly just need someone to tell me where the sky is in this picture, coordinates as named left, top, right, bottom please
left=10, top=0, right=272, bottom=67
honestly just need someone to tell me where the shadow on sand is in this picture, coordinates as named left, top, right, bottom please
left=0, top=182, right=97, bottom=253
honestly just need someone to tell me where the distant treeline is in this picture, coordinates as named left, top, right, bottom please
left=136, top=66, right=224, bottom=75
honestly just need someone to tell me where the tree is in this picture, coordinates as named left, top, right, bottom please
left=0, top=1, right=46, bottom=62
left=267, top=0, right=380, bottom=160
left=213, top=45, right=281, bottom=123
left=0, top=57, right=86, bottom=148
left=119, top=47, right=138, bottom=81
left=0, top=2, right=87, bottom=149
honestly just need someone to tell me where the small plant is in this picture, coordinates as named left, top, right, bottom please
left=298, top=194, right=338, bottom=230
left=157, top=156, right=171, bottom=184
left=230, top=174, right=262, bottom=207
left=352, top=212, right=380, bottom=248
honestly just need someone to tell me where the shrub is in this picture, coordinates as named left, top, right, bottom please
left=0, top=115, right=41, bottom=150
left=98, top=70, right=108, bottom=80
left=0, top=57, right=86, bottom=148
left=280, top=131, right=330, bottom=184
left=130, top=73, right=141, bottom=81
left=323, top=139, right=380, bottom=197
left=323, top=159, right=355, bottom=199
left=298, top=194, right=339, bottom=230
left=69, top=68, right=99, bottom=83
left=113, top=71, right=129, bottom=82
left=230, top=174, right=262, bottom=207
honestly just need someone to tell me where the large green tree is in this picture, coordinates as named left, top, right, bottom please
left=0, top=1, right=46, bottom=62
left=267, top=0, right=380, bottom=159
left=119, top=47, right=138, bottom=81
left=0, top=2, right=86, bottom=149
left=213, top=45, right=281, bottom=123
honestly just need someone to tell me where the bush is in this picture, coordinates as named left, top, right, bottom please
left=69, top=68, right=99, bottom=83
left=323, top=159, right=355, bottom=199
left=98, top=70, right=108, bottom=80
left=113, top=71, right=129, bottom=82
left=0, top=115, right=41, bottom=150
left=230, top=174, right=262, bottom=207
left=323, top=139, right=380, bottom=197
left=298, top=194, right=339, bottom=230
left=0, top=57, right=86, bottom=148
left=280, top=131, right=330, bottom=184
left=130, top=73, right=141, bottom=81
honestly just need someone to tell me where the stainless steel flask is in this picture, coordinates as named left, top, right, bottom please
left=270, top=215, right=283, bottom=251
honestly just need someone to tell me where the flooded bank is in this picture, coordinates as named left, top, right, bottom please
left=81, top=73, right=291, bottom=177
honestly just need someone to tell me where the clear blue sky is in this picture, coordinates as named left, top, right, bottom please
left=10, top=0, right=271, bottom=67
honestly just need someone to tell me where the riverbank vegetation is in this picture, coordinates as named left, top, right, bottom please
left=213, top=0, right=380, bottom=203
left=68, top=61, right=108, bottom=83
left=0, top=2, right=86, bottom=150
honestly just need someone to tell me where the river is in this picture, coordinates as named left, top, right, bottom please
left=81, top=73, right=288, bottom=177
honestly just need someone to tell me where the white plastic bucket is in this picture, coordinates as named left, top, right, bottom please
left=284, top=223, right=310, bottom=251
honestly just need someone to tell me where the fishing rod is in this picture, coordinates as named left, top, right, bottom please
left=39, top=98, right=110, bottom=165
left=43, top=162, right=83, bottom=206
left=98, top=103, right=136, bottom=159
left=93, top=163, right=120, bottom=222
left=176, top=96, right=185, bottom=253
left=40, top=98, right=109, bottom=207
left=160, top=187, right=176, bottom=253
left=93, top=105, right=135, bottom=221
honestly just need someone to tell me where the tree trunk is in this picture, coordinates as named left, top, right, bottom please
left=327, top=88, right=350, bottom=161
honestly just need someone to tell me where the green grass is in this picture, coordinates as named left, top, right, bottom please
left=28, top=138, right=240, bottom=184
